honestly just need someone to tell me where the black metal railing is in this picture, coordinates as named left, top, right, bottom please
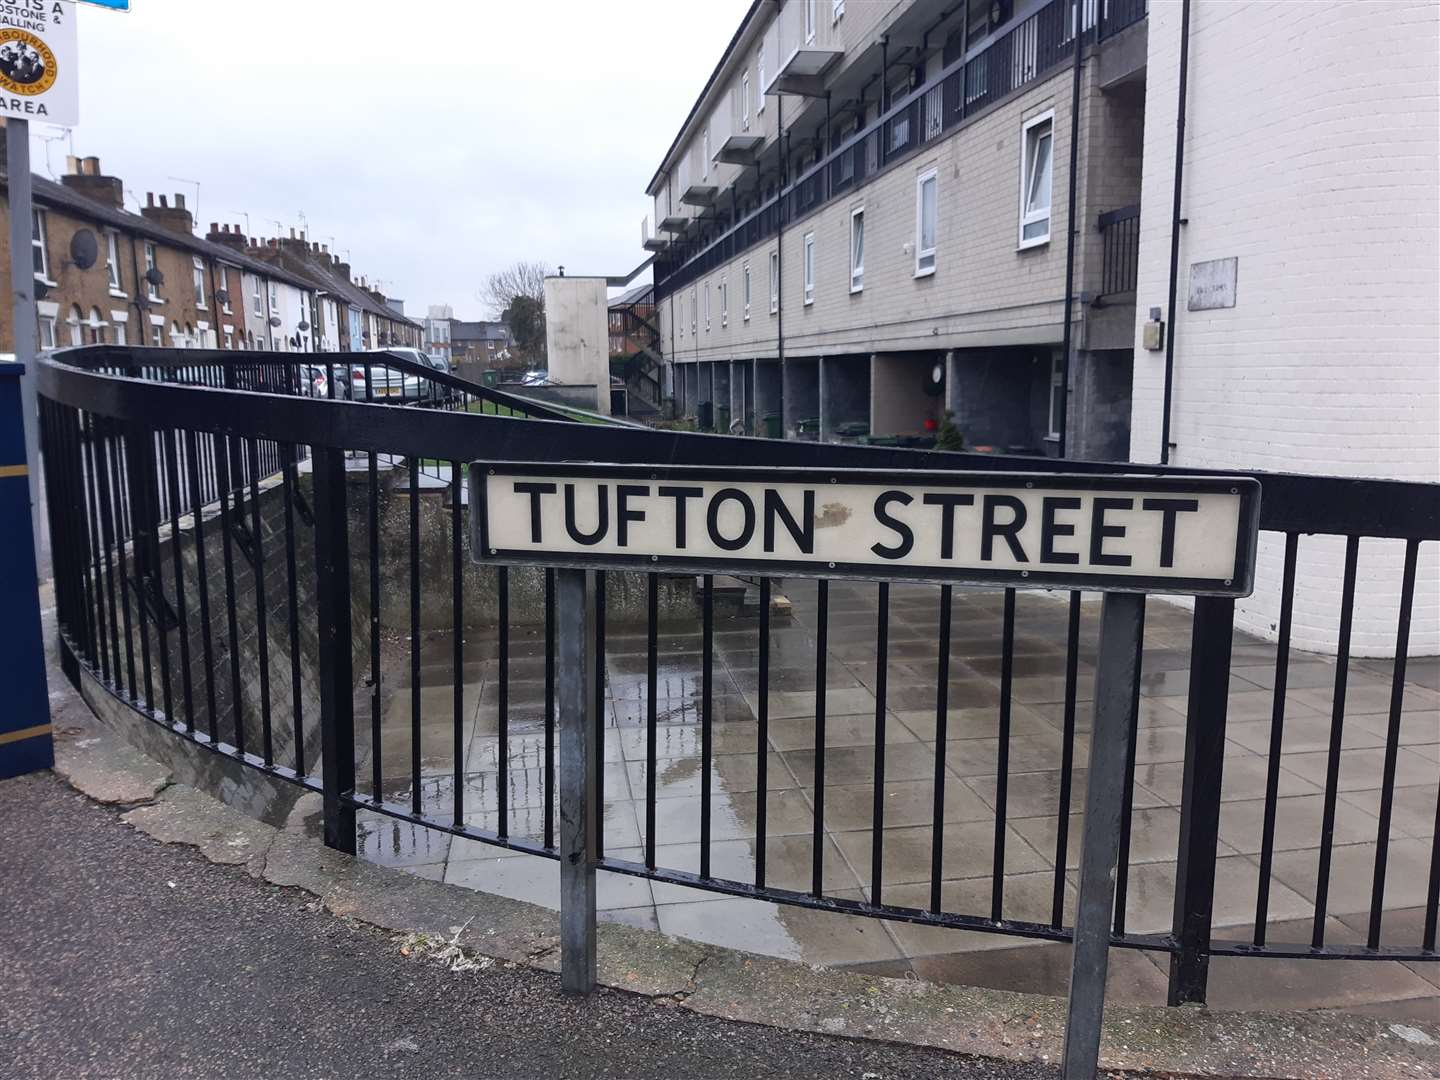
left=1097, top=204, right=1140, bottom=297
left=35, top=346, right=1439, bottom=1009
left=655, top=0, right=1150, bottom=301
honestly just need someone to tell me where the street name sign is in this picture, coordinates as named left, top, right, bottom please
left=472, top=463, right=1260, bottom=597
left=0, top=0, right=78, bottom=125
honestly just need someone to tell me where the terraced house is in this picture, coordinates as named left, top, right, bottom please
left=647, top=0, right=1148, bottom=457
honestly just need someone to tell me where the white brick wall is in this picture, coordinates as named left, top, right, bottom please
left=1131, top=0, right=1440, bottom=656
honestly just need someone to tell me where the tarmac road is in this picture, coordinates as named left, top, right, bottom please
left=0, top=769, right=1067, bottom=1080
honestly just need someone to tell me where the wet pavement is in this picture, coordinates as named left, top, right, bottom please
left=355, top=580, right=1440, bottom=1020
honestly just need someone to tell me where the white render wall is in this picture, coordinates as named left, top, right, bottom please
left=544, top=276, right=611, bottom=414
left=1130, top=0, right=1440, bottom=656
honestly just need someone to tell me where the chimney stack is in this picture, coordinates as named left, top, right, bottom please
left=60, top=154, right=124, bottom=208
left=206, top=222, right=249, bottom=250
left=140, top=190, right=195, bottom=237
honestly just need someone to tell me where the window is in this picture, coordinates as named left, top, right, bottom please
left=849, top=207, right=864, bottom=293
left=218, top=267, right=232, bottom=313
left=193, top=256, right=206, bottom=306
left=38, top=313, right=55, bottom=349
left=702, top=126, right=710, bottom=179
left=757, top=48, right=765, bottom=110
left=151, top=321, right=163, bottom=346
left=690, top=288, right=697, bottom=334
left=703, top=280, right=711, bottom=331
left=269, top=283, right=278, bottom=312
left=252, top=275, right=262, bottom=316
left=170, top=320, right=181, bottom=346
left=104, top=231, right=121, bottom=291
left=833, top=0, right=845, bottom=22
left=87, top=307, right=106, bottom=345
left=144, top=242, right=160, bottom=300
left=768, top=250, right=779, bottom=313
left=915, top=167, right=938, bottom=276
left=1047, top=353, right=1065, bottom=438
left=1019, top=111, right=1054, bottom=248
left=31, top=209, right=50, bottom=281
left=67, top=305, right=83, bottom=347
left=741, top=72, right=750, bottom=131
left=805, top=0, right=817, bottom=42
left=112, top=318, right=127, bottom=347
left=743, top=261, right=752, bottom=320
left=802, top=232, right=815, bottom=305
left=720, top=276, right=728, bottom=327
left=224, top=326, right=234, bottom=349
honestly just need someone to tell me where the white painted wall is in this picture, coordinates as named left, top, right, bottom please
left=1131, top=0, right=1440, bottom=656
left=544, top=276, right=611, bottom=414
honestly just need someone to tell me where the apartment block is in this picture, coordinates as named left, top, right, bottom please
left=645, top=0, right=1148, bottom=456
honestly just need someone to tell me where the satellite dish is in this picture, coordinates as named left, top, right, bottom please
left=69, top=229, right=98, bottom=270
left=214, top=288, right=230, bottom=306
left=145, top=266, right=165, bottom=287
left=297, top=320, right=310, bottom=332
left=268, top=315, right=282, bottom=328
left=922, top=361, right=945, bottom=397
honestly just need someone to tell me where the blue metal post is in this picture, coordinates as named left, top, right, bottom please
left=0, top=361, right=53, bottom=778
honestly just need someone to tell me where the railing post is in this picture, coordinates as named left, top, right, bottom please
left=556, top=566, right=598, bottom=993
left=1167, top=595, right=1236, bottom=1005
left=1061, top=590, right=1144, bottom=1080
left=313, top=445, right=356, bottom=855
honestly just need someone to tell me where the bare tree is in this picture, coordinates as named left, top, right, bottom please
left=479, top=260, right=550, bottom=319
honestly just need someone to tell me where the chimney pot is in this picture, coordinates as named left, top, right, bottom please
left=65, top=154, right=79, bottom=175
left=146, top=192, right=155, bottom=207
left=174, top=193, right=185, bottom=210
left=83, top=156, right=100, bottom=176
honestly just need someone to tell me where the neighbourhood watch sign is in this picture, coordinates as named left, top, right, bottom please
left=0, top=1, right=76, bottom=126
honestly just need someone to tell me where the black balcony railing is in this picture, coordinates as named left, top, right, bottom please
left=655, top=0, right=1150, bottom=301
left=1097, top=204, right=1140, bottom=297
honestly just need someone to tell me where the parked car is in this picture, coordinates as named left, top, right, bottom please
left=298, top=364, right=328, bottom=398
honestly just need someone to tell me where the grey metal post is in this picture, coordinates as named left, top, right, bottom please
left=556, top=567, right=598, bottom=994
left=1061, top=590, right=1145, bottom=1080
left=7, top=117, right=43, bottom=580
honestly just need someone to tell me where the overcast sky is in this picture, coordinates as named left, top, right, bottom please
left=47, top=0, right=750, bottom=319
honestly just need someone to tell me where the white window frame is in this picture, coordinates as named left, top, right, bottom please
left=144, top=242, right=161, bottom=300
left=805, top=0, right=817, bottom=43
left=742, top=261, right=752, bottom=320
left=31, top=208, right=51, bottom=282
left=704, top=280, right=711, bottom=331
left=915, top=167, right=938, bottom=277
left=757, top=48, right=766, bottom=110
left=104, top=230, right=122, bottom=293
left=193, top=256, right=206, bottom=307
left=741, top=72, right=750, bottom=131
left=1047, top=352, right=1065, bottom=438
left=252, top=275, right=262, bottom=317
left=37, top=313, right=56, bottom=349
left=691, top=288, right=697, bottom=335
left=768, top=250, right=779, bottom=314
left=112, top=319, right=127, bottom=347
left=1018, top=110, right=1055, bottom=250
left=66, top=305, right=83, bottom=347
left=720, top=276, right=729, bottom=327
left=833, top=0, right=845, bottom=22
left=702, top=126, right=710, bottom=178
left=802, top=232, right=815, bottom=305
left=848, top=207, right=864, bottom=293
left=218, top=266, right=233, bottom=314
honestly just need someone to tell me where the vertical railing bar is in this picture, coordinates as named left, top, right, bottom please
left=992, top=587, right=1016, bottom=920
left=81, top=414, right=112, bottom=685
left=103, top=424, right=138, bottom=700
left=756, top=576, right=771, bottom=889
left=498, top=565, right=510, bottom=839
left=1112, top=594, right=1147, bottom=936
left=162, top=428, right=195, bottom=733
left=1367, top=537, right=1419, bottom=948
left=1312, top=535, right=1360, bottom=948
left=122, top=422, right=156, bottom=715
left=544, top=567, right=556, bottom=850
left=409, top=454, right=422, bottom=816
left=871, top=581, right=890, bottom=907
left=367, top=442, right=382, bottom=800
left=246, top=438, right=274, bottom=767
left=700, top=573, right=714, bottom=878
left=1052, top=589, right=1082, bottom=927
left=812, top=578, right=829, bottom=899
left=144, top=428, right=173, bottom=723
left=1254, top=531, right=1299, bottom=945
left=281, top=442, right=305, bottom=774
left=184, top=430, right=219, bottom=742
left=645, top=570, right=658, bottom=871
left=930, top=584, right=953, bottom=913
left=214, top=435, right=245, bottom=755
left=451, top=460, right=465, bottom=830
left=594, top=571, right=608, bottom=860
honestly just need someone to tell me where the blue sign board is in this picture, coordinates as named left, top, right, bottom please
left=76, top=0, right=130, bottom=9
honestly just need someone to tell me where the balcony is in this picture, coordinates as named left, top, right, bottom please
left=769, top=42, right=843, bottom=96
left=658, top=212, right=689, bottom=234
left=641, top=217, right=669, bottom=252
left=680, top=178, right=719, bottom=207
left=654, top=0, right=1149, bottom=301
